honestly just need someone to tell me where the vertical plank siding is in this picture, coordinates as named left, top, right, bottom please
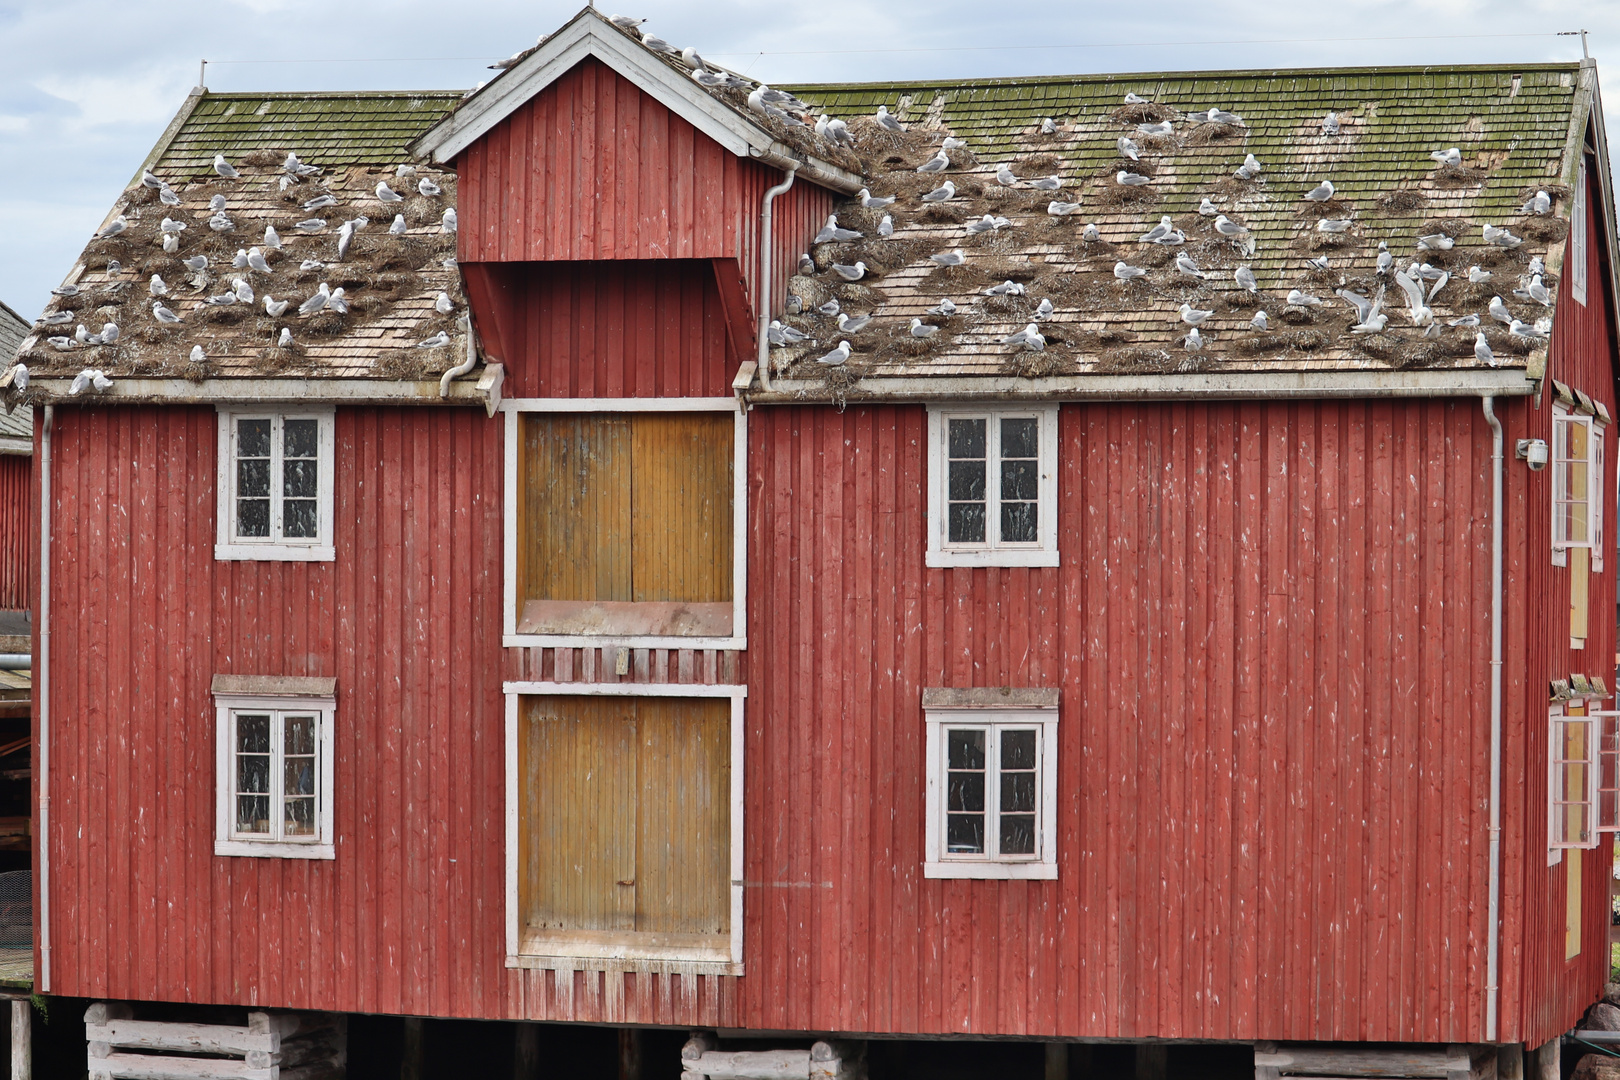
left=0, top=454, right=31, bottom=611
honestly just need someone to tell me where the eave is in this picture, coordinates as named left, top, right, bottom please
left=23, top=366, right=505, bottom=415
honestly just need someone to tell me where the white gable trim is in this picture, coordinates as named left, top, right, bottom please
left=411, top=11, right=862, bottom=193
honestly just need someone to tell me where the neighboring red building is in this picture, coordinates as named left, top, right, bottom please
left=9, top=10, right=1620, bottom=1077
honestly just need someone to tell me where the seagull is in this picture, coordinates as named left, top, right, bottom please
left=299, top=283, right=332, bottom=316
left=327, top=286, right=348, bottom=314
left=283, top=152, right=320, bottom=176
left=767, top=320, right=809, bottom=346
left=159, top=186, right=180, bottom=206
left=1509, top=319, right=1548, bottom=341
left=376, top=182, right=404, bottom=203
left=69, top=369, right=112, bottom=395
left=435, top=291, right=455, bottom=315
left=921, top=181, right=957, bottom=202
left=95, top=216, right=127, bottom=239
left=878, top=214, right=894, bottom=237
left=296, top=218, right=327, bottom=231
left=264, top=295, right=289, bottom=317
left=996, top=164, right=1018, bottom=186
left=183, top=255, right=208, bottom=271
left=1003, top=323, right=1045, bottom=351
left=152, top=303, right=181, bottom=323
left=875, top=105, right=904, bottom=132
left=1114, top=261, right=1147, bottom=281
left=817, top=299, right=841, bottom=316
left=1152, top=229, right=1186, bottom=246
left=1474, top=331, right=1496, bottom=366
left=1198, top=197, right=1219, bottom=216
left=1463, top=265, right=1491, bottom=285
left=1448, top=314, right=1481, bottom=327
left=1040, top=117, right=1058, bottom=134
left=1117, top=137, right=1140, bottom=161
left=205, top=291, right=237, bottom=306
left=930, top=249, right=966, bottom=267
left=1213, top=215, right=1249, bottom=238
left=1235, top=265, right=1257, bottom=292
left=1034, top=298, right=1055, bottom=321
left=1522, top=190, right=1552, bottom=215
left=42, top=312, right=72, bottom=325
left=1318, top=219, right=1353, bottom=233
left=608, top=14, right=645, bottom=30
left=141, top=170, right=163, bottom=189
left=910, top=318, right=939, bottom=338
left=1137, top=121, right=1173, bottom=137
left=1235, top=153, right=1262, bottom=180
left=149, top=275, right=169, bottom=296
left=1287, top=289, right=1325, bottom=307
left=830, top=261, right=866, bottom=281
left=1251, top=310, right=1269, bottom=330
left=692, top=69, right=725, bottom=88
left=1483, top=224, right=1522, bottom=248
left=1489, top=295, right=1514, bottom=324
left=210, top=195, right=230, bottom=213
left=160, top=217, right=186, bottom=235
left=264, top=226, right=283, bottom=249
left=916, top=150, right=950, bottom=174
left=1048, top=200, right=1082, bottom=216
left=1179, top=302, right=1213, bottom=325
left=1124, top=92, right=1147, bottom=104
left=389, top=214, right=408, bottom=235
left=858, top=188, right=895, bottom=209
left=1116, top=171, right=1151, bottom=187
left=941, top=137, right=966, bottom=149
left=817, top=340, right=852, bottom=365
left=927, top=299, right=957, bottom=316
left=837, top=312, right=871, bottom=333
left=214, top=154, right=239, bottom=179
left=1082, top=223, right=1101, bottom=242
left=1183, top=327, right=1204, bottom=351
left=163, top=234, right=179, bottom=253
left=233, top=278, right=254, bottom=303
left=640, top=32, right=677, bottom=55
left=232, top=248, right=250, bottom=269
left=1529, top=255, right=1546, bottom=276
left=418, top=331, right=451, bottom=348
left=1416, top=233, right=1454, bottom=250
left=1030, top=175, right=1062, bottom=192
left=1140, top=216, right=1175, bottom=243
left=299, top=259, right=325, bottom=271
left=99, top=323, right=119, bottom=344
left=1323, top=112, right=1340, bottom=135
left=1431, top=147, right=1462, bottom=167
left=985, top=280, right=1025, bottom=296
left=303, top=194, right=336, bottom=212
left=278, top=328, right=294, bottom=348
left=208, top=212, right=235, bottom=232
left=798, top=254, right=815, bottom=275
left=51, top=284, right=79, bottom=298
left=1174, top=252, right=1205, bottom=278
left=1305, top=179, right=1335, bottom=202
left=46, top=338, right=72, bottom=351
left=1337, top=287, right=1380, bottom=323
left=337, top=218, right=359, bottom=259
left=814, top=216, right=862, bottom=244
left=1528, top=275, right=1551, bottom=305
left=5, top=365, right=26, bottom=391
left=74, top=324, right=90, bottom=345
left=1204, top=107, right=1243, bottom=126
left=1377, top=243, right=1394, bottom=275
left=442, top=208, right=458, bottom=232
left=1393, top=270, right=1434, bottom=326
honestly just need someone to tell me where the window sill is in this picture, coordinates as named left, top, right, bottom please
left=216, top=544, right=335, bottom=563
left=924, top=860, right=1057, bottom=880
left=926, top=549, right=1060, bottom=569
left=512, top=929, right=738, bottom=973
left=215, top=840, right=334, bottom=860
left=516, top=599, right=734, bottom=638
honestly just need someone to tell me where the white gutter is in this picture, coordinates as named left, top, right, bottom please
left=755, top=163, right=799, bottom=394
left=1482, top=395, right=1504, bottom=1041
left=37, top=404, right=51, bottom=993
left=440, top=313, right=478, bottom=398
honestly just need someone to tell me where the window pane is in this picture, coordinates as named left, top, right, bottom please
left=1000, top=814, right=1036, bottom=855
left=283, top=499, right=318, bottom=539
left=236, top=754, right=269, bottom=795
left=948, top=771, right=985, bottom=813
left=1001, top=500, right=1038, bottom=544
left=237, top=458, right=270, bottom=499
left=284, top=796, right=316, bottom=836
left=1002, top=729, right=1037, bottom=770
left=283, top=458, right=318, bottom=499
left=949, top=458, right=987, bottom=502
left=947, top=814, right=985, bottom=854
left=237, top=418, right=271, bottom=458
left=284, top=418, right=319, bottom=460
left=948, top=729, right=985, bottom=770
left=949, top=502, right=986, bottom=545
left=237, top=714, right=270, bottom=755
left=1001, top=772, right=1037, bottom=814
left=237, top=795, right=270, bottom=835
left=237, top=499, right=270, bottom=538
left=1000, top=418, right=1038, bottom=460
left=285, top=715, right=316, bottom=755
left=1001, top=458, right=1039, bottom=502
left=948, top=418, right=986, bottom=459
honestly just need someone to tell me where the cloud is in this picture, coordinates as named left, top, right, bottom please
left=34, top=71, right=189, bottom=131
left=0, top=117, right=24, bottom=134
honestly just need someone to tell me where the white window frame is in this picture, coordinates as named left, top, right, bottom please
left=1550, top=702, right=1599, bottom=852
left=215, top=406, right=335, bottom=561
left=1571, top=161, right=1588, bottom=306
left=1552, top=403, right=1598, bottom=567
left=501, top=680, right=745, bottom=975
left=923, top=689, right=1059, bottom=879
left=926, top=404, right=1060, bottom=568
left=1596, top=708, right=1620, bottom=833
left=499, top=398, right=747, bottom=650
left=213, top=678, right=336, bottom=860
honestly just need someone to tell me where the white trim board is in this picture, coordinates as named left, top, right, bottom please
left=502, top=402, right=748, bottom=649
left=504, top=684, right=747, bottom=973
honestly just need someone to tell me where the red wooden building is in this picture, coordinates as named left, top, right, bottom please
left=10, top=9, right=1620, bottom=1078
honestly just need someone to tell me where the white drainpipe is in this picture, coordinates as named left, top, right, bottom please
left=755, top=163, right=799, bottom=394
left=37, top=404, right=52, bottom=993
left=439, top=313, right=478, bottom=398
left=1482, top=395, right=1504, bottom=1041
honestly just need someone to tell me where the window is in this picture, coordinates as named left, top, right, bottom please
left=215, top=408, right=334, bottom=561
left=504, top=402, right=746, bottom=647
left=1596, top=706, right=1620, bottom=832
left=212, top=675, right=336, bottom=859
left=1572, top=161, right=1588, bottom=306
left=924, top=688, right=1059, bottom=879
left=927, top=405, right=1059, bottom=567
left=1550, top=702, right=1597, bottom=850
left=503, top=684, right=744, bottom=971
left=1552, top=398, right=1601, bottom=567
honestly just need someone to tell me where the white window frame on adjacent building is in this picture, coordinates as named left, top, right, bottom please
left=923, top=688, right=1059, bottom=879
left=926, top=405, right=1060, bottom=567
left=1572, top=161, right=1588, bottom=306
left=499, top=398, right=748, bottom=650
left=212, top=675, right=336, bottom=860
left=1550, top=699, right=1599, bottom=853
left=501, top=680, right=746, bottom=975
left=1551, top=393, right=1601, bottom=569
left=215, top=407, right=335, bottom=561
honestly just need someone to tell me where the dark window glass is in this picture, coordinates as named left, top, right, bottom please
left=283, top=459, right=318, bottom=499
left=237, top=499, right=270, bottom=538
left=237, top=714, right=270, bottom=755
left=948, top=771, right=985, bottom=813
left=1000, top=418, right=1038, bottom=460
left=946, top=727, right=987, bottom=854
left=1001, top=501, right=1038, bottom=544
left=948, top=458, right=986, bottom=502
left=284, top=418, right=318, bottom=460
left=237, top=459, right=270, bottom=498
left=1001, top=772, right=1036, bottom=813
left=1000, top=814, right=1036, bottom=855
left=236, top=421, right=273, bottom=539
left=948, top=417, right=986, bottom=459
left=1001, top=459, right=1039, bottom=502
left=948, top=728, right=985, bottom=770
left=947, top=418, right=988, bottom=545
left=283, top=500, right=318, bottom=539
left=237, top=418, right=271, bottom=458
left=998, top=419, right=1039, bottom=545
left=948, top=814, right=985, bottom=853
left=1001, top=729, right=1037, bottom=770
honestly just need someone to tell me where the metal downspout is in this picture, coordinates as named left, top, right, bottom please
left=755, top=163, right=798, bottom=394
left=1483, top=395, right=1504, bottom=1041
left=38, top=404, right=51, bottom=993
left=439, top=313, right=477, bottom=398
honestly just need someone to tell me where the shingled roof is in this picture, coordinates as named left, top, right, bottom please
left=13, top=90, right=495, bottom=408
left=754, top=61, right=1608, bottom=398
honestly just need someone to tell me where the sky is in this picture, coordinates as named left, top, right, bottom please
left=0, top=0, right=1611, bottom=321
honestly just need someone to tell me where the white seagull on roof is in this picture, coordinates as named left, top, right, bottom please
left=1214, top=215, right=1248, bottom=238
left=1124, top=92, right=1147, bottom=104
left=858, top=188, right=895, bottom=209
left=1235, top=266, right=1257, bottom=292
left=1137, top=121, right=1173, bottom=137
left=1117, top=137, right=1140, bottom=161
left=1235, top=154, right=1262, bottom=180
left=1116, top=171, right=1151, bottom=187
left=1305, top=179, right=1335, bottom=202
left=875, top=105, right=904, bottom=132
left=817, top=341, right=852, bottom=365
left=1179, top=303, right=1212, bottom=326
left=1114, top=262, right=1146, bottom=282
left=916, top=150, right=950, bottom=174
left=1483, top=224, right=1522, bottom=248
left=1323, top=112, right=1340, bottom=135
left=214, top=154, right=238, bottom=178
left=910, top=318, right=939, bottom=339
left=1522, top=190, right=1552, bottom=215
left=921, top=181, right=956, bottom=202
left=1003, top=323, right=1045, bottom=351
left=815, top=216, right=862, bottom=244
left=996, top=163, right=1018, bottom=186
left=830, top=261, right=866, bottom=281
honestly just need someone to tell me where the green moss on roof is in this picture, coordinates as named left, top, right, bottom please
left=153, top=91, right=464, bottom=178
